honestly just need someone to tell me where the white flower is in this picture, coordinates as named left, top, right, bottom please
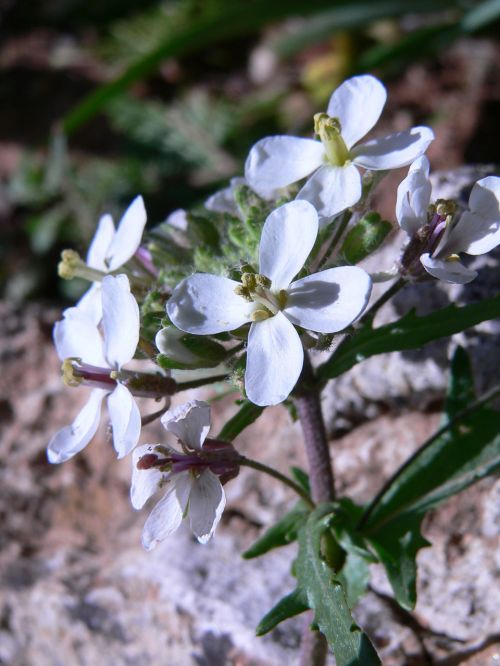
left=397, top=159, right=500, bottom=283
left=131, top=401, right=227, bottom=549
left=78, top=196, right=147, bottom=322
left=205, top=177, right=246, bottom=216
left=166, top=200, right=372, bottom=406
left=245, top=75, right=434, bottom=220
left=47, top=274, right=141, bottom=463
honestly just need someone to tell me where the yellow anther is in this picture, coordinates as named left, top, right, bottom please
left=61, top=358, right=82, bottom=387
left=250, top=307, right=272, bottom=322
left=58, top=249, right=82, bottom=280
left=314, top=113, right=349, bottom=166
left=255, top=274, right=271, bottom=289
left=436, top=199, right=457, bottom=218
left=277, top=289, right=288, bottom=308
left=446, top=254, right=461, bottom=262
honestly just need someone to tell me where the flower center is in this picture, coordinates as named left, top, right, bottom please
left=234, top=272, right=288, bottom=322
left=314, top=113, right=350, bottom=166
left=62, top=358, right=117, bottom=390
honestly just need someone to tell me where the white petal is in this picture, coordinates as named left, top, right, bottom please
left=161, top=400, right=211, bottom=450
left=76, top=283, right=103, bottom=325
left=53, top=307, right=106, bottom=366
left=167, top=274, right=253, bottom=335
left=259, top=200, right=318, bottom=290
left=173, top=471, right=195, bottom=513
left=166, top=208, right=188, bottom=231
left=327, top=75, right=387, bottom=149
left=107, top=384, right=141, bottom=458
left=86, top=214, right=115, bottom=271
left=285, top=266, right=372, bottom=333
left=468, top=176, right=500, bottom=219
left=141, top=483, right=185, bottom=550
left=106, top=195, right=147, bottom=271
left=244, top=136, right=324, bottom=198
left=131, top=445, right=163, bottom=509
left=205, top=186, right=239, bottom=215
left=47, top=389, right=106, bottom=464
left=451, top=178, right=500, bottom=255
left=102, top=274, right=140, bottom=368
left=297, top=163, right=362, bottom=218
left=420, top=254, right=477, bottom=284
left=245, top=313, right=303, bottom=406
left=188, top=470, right=225, bottom=544
left=352, top=126, right=434, bottom=170
left=395, top=156, right=432, bottom=236
left=155, top=327, right=198, bottom=365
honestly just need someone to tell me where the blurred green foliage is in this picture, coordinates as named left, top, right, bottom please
left=1, top=0, right=499, bottom=302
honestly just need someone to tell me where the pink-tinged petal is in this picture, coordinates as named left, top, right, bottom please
left=53, top=307, right=106, bottom=367
left=188, top=470, right=225, bottom=544
left=102, top=274, right=140, bottom=369
left=420, top=254, right=477, bottom=284
left=244, top=136, right=324, bottom=198
left=47, top=389, right=106, bottom=463
left=297, top=164, right=362, bottom=218
left=106, top=195, right=147, bottom=271
left=86, top=214, right=115, bottom=271
left=259, top=200, right=318, bottom=290
left=167, top=274, right=253, bottom=335
left=107, top=384, right=141, bottom=458
left=245, top=313, right=303, bottom=406
left=76, top=284, right=103, bottom=325
left=161, top=400, right=211, bottom=450
left=327, top=75, right=387, bottom=149
left=285, top=266, right=372, bottom=333
left=131, top=445, right=163, bottom=509
left=395, top=156, right=432, bottom=236
left=141, top=483, right=185, bottom=550
left=352, top=126, right=434, bottom=170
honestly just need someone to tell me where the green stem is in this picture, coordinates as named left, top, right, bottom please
left=358, top=276, right=407, bottom=327
left=358, top=382, right=500, bottom=530
left=238, top=456, right=315, bottom=509
left=313, top=210, right=352, bottom=272
left=175, top=373, right=229, bottom=392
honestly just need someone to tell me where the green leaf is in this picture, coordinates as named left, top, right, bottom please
left=359, top=351, right=500, bottom=608
left=341, top=212, right=392, bottom=264
left=290, top=466, right=310, bottom=494
left=337, top=552, right=371, bottom=608
left=218, top=400, right=264, bottom=441
left=318, top=295, right=500, bottom=382
left=256, top=587, right=309, bottom=636
left=242, top=503, right=309, bottom=559
left=296, top=506, right=381, bottom=666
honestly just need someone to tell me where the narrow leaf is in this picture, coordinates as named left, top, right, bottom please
left=243, top=503, right=309, bottom=559
left=296, top=507, right=381, bottom=666
left=218, top=400, right=264, bottom=441
left=318, top=295, right=500, bottom=382
left=256, top=587, right=309, bottom=636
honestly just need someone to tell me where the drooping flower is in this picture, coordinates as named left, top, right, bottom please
left=166, top=200, right=372, bottom=406
left=47, top=274, right=141, bottom=463
left=131, top=400, right=237, bottom=549
left=245, top=75, right=434, bottom=220
left=397, top=158, right=500, bottom=283
left=66, top=196, right=147, bottom=323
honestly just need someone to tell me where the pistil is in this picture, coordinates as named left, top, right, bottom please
left=314, top=113, right=350, bottom=166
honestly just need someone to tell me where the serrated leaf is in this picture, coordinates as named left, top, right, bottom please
left=318, top=295, right=500, bottom=382
left=256, top=587, right=309, bottom=636
left=341, top=212, right=392, bottom=264
left=360, top=350, right=500, bottom=608
left=218, top=400, right=264, bottom=441
left=243, top=503, right=309, bottom=559
left=296, top=506, right=381, bottom=666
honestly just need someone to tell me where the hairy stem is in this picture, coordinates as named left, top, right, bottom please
left=238, top=456, right=314, bottom=509
left=294, top=351, right=335, bottom=666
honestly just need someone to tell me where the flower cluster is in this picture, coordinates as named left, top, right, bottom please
left=47, top=73, right=500, bottom=549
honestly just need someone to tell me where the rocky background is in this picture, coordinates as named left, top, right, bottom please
left=1, top=7, right=500, bottom=665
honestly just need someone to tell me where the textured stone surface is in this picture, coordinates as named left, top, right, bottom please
left=1, top=301, right=499, bottom=665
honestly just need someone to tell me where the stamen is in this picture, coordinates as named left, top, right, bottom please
left=62, top=358, right=117, bottom=390
left=251, top=307, right=272, bottom=322
left=314, top=112, right=350, bottom=166
left=58, top=249, right=107, bottom=283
